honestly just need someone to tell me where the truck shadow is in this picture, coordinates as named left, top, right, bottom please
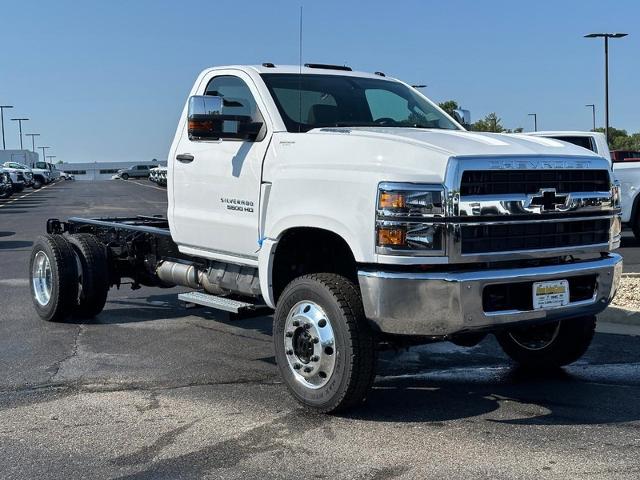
left=347, top=364, right=640, bottom=426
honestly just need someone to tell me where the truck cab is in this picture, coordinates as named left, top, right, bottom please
left=31, top=64, right=623, bottom=412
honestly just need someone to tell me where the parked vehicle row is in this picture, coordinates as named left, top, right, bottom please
left=0, top=161, right=63, bottom=199
left=149, top=166, right=167, bottom=186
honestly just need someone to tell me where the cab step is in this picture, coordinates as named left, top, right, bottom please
left=178, top=291, right=267, bottom=314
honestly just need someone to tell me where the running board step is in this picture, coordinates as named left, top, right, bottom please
left=178, top=291, right=267, bottom=314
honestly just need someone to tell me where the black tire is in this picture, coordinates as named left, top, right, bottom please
left=273, top=273, right=376, bottom=413
left=121, top=173, right=129, bottom=180
left=67, top=234, right=109, bottom=319
left=496, top=316, right=597, bottom=369
left=29, top=234, right=79, bottom=322
left=0, top=187, right=11, bottom=199
left=32, top=178, right=43, bottom=189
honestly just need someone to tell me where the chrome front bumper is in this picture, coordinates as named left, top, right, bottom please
left=358, top=253, right=623, bottom=336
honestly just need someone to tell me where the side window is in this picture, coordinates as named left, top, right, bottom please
left=204, top=75, right=266, bottom=141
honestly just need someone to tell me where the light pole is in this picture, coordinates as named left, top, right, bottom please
left=10, top=118, right=29, bottom=150
left=585, top=104, right=596, bottom=131
left=528, top=113, right=537, bottom=132
left=584, top=32, right=628, bottom=144
left=46, top=155, right=56, bottom=164
left=39, top=146, right=50, bottom=163
left=0, top=105, right=13, bottom=149
left=25, top=133, right=40, bottom=152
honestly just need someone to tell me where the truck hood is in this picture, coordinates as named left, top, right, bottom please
left=310, top=127, right=600, bottom=158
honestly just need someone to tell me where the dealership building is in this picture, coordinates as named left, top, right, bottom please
left=0, top=149, right=39, bottom=167
left=57, top=161, right=165, bottom=181
left=1, top=149, right=164, bottom=181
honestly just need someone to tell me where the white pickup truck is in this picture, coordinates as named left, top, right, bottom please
left=30, top=64, right=622, bottom=412
left=528, top=131, right=640, bottom=239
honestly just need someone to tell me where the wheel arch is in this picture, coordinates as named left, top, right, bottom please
left=259, top=225, right=359, bottom=308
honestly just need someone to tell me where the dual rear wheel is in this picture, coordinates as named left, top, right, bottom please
left=30, top=233, right=109, bottom=322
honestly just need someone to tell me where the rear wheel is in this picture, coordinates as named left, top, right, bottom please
left=273, top=273, right=376, bottom=413
left=496, top=316, right=596, bottom=369
left=30, top=235, right=79, bottom=322
left=121, top=173, right=129, bottom=180
left=67, top=234, right=109, bottom=318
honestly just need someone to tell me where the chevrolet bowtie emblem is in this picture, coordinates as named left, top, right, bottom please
left=528, top=188, right=569, bottom=212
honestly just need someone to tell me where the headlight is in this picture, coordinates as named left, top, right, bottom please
left=376, top=183, right=446, bottom=255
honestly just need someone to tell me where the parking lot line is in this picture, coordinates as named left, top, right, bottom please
left=0, top=181, right=57, bottom=209
left=129, top=179, right=166, bottom=192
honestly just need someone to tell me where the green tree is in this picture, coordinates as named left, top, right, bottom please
left=471, top=113, right=505, bottom=133
left=593, top=127, right=640, bottom=150
left=438, top=100, right=459, bottom=117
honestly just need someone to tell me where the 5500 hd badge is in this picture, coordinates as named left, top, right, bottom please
left=221, top=197, right=254, bottom=213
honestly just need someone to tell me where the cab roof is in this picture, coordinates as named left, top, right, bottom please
left=208, top=64, right=394, bottom=81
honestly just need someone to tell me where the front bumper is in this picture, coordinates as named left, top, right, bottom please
left=358, top=253, right=623, bottom=336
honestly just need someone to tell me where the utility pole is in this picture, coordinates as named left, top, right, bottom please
left=585, top=104, right=596, bottom=131
left=10, top=118, right=29, bottom=149
left=0, top=105, right=14, bottom=149
left=25, top=133, right=40, bottom=152
left=39, top=146, right=50, bottom=163
left=528, top=113, right=538, bottom=132
left=584, top=33, right=628, bottom=144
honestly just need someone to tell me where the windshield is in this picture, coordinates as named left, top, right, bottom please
left=261, top=74, right=459, bottom=133
left=35, top=162, right=48, bottom=169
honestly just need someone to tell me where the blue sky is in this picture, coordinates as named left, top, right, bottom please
left=1, top=0, right=638, bottom=163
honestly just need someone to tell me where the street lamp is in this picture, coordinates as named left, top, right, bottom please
left=585, top=104, right=596, bottom=131
left=39, top=146, right=50, bottom=163
left=10, top=118, right=29, bottom=150
left=584, top=32, right=628, bottom=143
left=528, top=113, right=537, bottom=132
left=0, top=105, right=13, bottom=149
left=24, top=133, right=40, bottom=152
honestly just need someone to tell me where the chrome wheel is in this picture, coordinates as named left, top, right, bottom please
left=508, top=321, right=561, bottom=351
left=32, top=251, right=52, bottom=307
left=283, top=301, right=336, bottom=389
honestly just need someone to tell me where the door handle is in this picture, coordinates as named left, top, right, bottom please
left=176, top=153, right=194, bottom=163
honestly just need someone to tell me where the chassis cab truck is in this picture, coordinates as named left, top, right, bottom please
left=30, top=64, right=623, bottom=412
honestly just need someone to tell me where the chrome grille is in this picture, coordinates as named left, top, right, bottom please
left=460, top=219, right=610, bottom=254
left=460, top=170, right=610, bottom=195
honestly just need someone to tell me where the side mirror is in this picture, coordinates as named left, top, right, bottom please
left=453, top=108, right=471, bottom=128
left=188, top=95, right=262, bottom=141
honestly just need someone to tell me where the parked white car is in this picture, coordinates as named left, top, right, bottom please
left=527, top=131, right=640, bottom=239
left=2, top=161, right=33, bottom=190
left=31, top=161, right=54, bottom=188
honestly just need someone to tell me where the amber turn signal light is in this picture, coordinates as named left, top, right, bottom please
left=379, top=192, right=406, bottom=209
left=377, top=227, right=406, bottom=246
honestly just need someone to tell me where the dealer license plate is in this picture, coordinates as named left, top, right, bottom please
left=532, top=280, right=569, bottom=310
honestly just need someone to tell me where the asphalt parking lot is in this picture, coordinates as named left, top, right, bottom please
left=1, top=180, right=640, bottom=479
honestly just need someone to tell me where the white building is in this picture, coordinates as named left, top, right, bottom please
left=57, top=161, right=166, bottom=180
left=0, top=149, right=39, bottom=167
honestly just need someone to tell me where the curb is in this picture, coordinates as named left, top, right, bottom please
left=599, top=306, right=640, bottom=325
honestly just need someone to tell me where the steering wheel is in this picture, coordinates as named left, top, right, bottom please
left=373, top=117, right=398, bottom=126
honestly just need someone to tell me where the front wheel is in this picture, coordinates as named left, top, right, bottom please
left=273, top=274, right=376, bottom=413
left=32, top=178, right=43, bottom=189
left=120, top=173, right=129, bottom=180
left=496, top=315, right=596, bottom=369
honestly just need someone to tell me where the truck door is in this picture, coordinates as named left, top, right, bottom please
left=171, top=72, right=270, bottom=261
